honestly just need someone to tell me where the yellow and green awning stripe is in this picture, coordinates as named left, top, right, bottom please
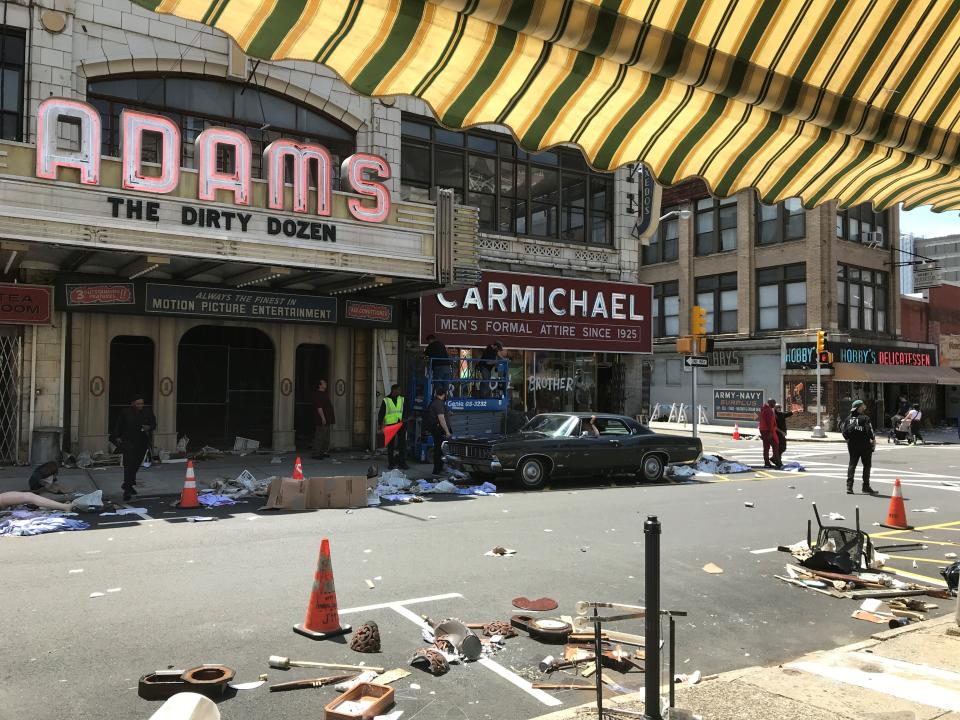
left=131, top=0, right=960, bottom=210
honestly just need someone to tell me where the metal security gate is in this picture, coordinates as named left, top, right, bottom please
left=0, top=329, right=22, bottom=464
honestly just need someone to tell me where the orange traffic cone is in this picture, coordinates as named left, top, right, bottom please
left=178, top=460, right=200, bottom=509
left=881, top=478, right=913, bottom=530
left=293, top=538, right=352, bottom=640
left=292, top=456, right=304, bottom=481
left=732, top=424, right=741, bottom=440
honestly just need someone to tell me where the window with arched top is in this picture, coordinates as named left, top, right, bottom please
left=88, top=75, right=356, bottom=182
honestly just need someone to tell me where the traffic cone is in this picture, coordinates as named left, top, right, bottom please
left=382, top=422, right=402, bottom=446
left=881, top=478, right=913, bottom=530
left=292, top=456, right=304, bottom=481
left=732, top=424, right=741, bottom=440
left=178, top=460, right=199, bottom=509
left=293, top=538, right=352, bottom=640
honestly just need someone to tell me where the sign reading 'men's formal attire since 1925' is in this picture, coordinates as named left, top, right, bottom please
left=420, top=271, right=653, bottom=354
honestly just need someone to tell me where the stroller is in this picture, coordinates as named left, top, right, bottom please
left=887, top=414, right=911, bottom=444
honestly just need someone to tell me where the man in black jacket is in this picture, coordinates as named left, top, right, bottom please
left=110, top=394, right=157, bottom=502
left=844, top=399, right=878, bottom=495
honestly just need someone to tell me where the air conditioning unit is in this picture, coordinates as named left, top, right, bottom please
left=860, top=229, right=884, bottom=247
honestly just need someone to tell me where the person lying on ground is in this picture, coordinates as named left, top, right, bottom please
left=0, top=491, right=74, bottom=512
left=28, top=461, right=68, bottom=494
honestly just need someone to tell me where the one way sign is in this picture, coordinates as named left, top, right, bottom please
left=684, top=356, right=708, bottom=367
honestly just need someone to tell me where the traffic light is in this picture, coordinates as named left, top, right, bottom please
left=818, top=351, right=833, bottom=364
left=691, top=305, right=707, bottom=336
left=816, top=330, right=826, bottom=354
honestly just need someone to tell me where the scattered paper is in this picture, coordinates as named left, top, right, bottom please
left=107, top=587, right=121, bottom=593
left=796, top=494, right=804, bottom=499
left=374, top=710, right=404, bottom=720
left=543, top=528, right=553, bottom=533
left=366, top=579, right=376, bottom=589
left=702, top=563, right=724, bottom=574
left=946, top=552, right=958, bottom=559
left=744, top=501, right=755, bottom=508
left=186, top=516, right=214, bottom=522
left=89, top=592, right=105, bottom=598
left=827, top=512, right=846, bottom=521
left=100, top=507, right=148, bottom=516
left=228, top=680, right=265, bottom=690
left=914, top=507, right=939, bottom=513
left=859, top=599, right=883, bottom=612
left=409, top=683, right=421, bottom=690
left=485, top=546, right=517, bottom=557
left=69, top=568, right=83, bottom=574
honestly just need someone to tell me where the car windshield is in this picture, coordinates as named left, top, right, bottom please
left=521, top=414, right=577, bottom=437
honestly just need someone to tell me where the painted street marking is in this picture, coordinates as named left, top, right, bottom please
left=886, top=555, right=951, bottom=564
left=340, top=592, right=561, bottom=707
left=883, top=566, right=948, bottom=587
left=339, top=592, right=463, bottom=615
left=788, top=652, right=960, bottom=711
left=477, top=657, right=562, bottom=707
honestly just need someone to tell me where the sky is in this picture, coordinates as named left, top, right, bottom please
left=899, top=204, right=960, bottom=239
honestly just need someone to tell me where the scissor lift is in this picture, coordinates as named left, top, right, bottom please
left=407, top=355, right=511, bottom=461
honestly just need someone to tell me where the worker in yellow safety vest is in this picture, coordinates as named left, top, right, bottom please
left=378, top=383, right=409, bottom=470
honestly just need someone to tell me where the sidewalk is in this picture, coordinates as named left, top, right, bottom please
left=532, top=614, right=960, bottom=720
left=0, top=450, right=436, bottom=499
left=650, top=421, right=960, bottom=444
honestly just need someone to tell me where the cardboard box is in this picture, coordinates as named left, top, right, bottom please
left=262, top=476, right=373, bottom=510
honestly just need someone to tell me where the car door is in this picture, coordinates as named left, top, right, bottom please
left=593, top=418, right=633, bottom=473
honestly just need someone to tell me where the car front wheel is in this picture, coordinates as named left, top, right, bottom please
left=515, top=457, right=549, bottom=490
left=640, top=454, right=665, bottom=483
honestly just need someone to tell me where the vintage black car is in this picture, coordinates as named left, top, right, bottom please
left=442, top=412, right=702, bottom=489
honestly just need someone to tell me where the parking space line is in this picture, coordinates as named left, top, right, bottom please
left=339, top=593, right=463, bottom=615
left=477, top=657, right=562, bottom=707
left=883, top=567, right=948, bottom=587
left=339, top=592, right=562, bottom=707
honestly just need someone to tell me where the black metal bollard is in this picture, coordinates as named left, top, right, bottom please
left=644, top=515, right=662, bottom=720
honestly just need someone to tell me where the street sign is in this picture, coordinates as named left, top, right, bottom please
left=684, top=355, right=708, bottom=367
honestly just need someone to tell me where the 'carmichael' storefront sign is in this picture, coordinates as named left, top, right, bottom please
left=420, top=271, right=653, bottom=353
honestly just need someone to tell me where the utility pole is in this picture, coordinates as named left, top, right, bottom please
left=691, top=363, right=698, bottom=440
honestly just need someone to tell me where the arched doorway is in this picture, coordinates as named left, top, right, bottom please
left=109, top=336, right=155, bottom=436
left=177, top=326, right=274, bottom=449
left=294, top=344, right=331, bottom=450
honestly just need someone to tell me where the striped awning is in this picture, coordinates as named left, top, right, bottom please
left=131, top=1, right=960, bottom=211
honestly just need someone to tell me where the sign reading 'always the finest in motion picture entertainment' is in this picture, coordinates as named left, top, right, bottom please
left=420, top=271, right=653, bottom=353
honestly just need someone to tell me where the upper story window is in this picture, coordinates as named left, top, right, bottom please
left=837, top=264, right=888, bottom=333
left=695, top=196, right=737, bottom=255
left=757, top=263, right=806, bottom=331
left=0, top=27, right=24, bottom=141
left=652, top=280, right=680, bottom=338
left=836, top=203, right=889, bottom=247
left=695, top=273, right=738, bottom=334
left=642, top=205, right=680, bottom=265
left=757, top=197, right=805, bottom=245
left=88, top=75, right=356, bottom=182
left=400, top=118, right=613, bottom=243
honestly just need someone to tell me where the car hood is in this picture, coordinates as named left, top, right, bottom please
left=452, top=431, right=549, bottom=446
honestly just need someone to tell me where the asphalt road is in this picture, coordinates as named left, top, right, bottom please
left=2, top=435, right=957, bottom=720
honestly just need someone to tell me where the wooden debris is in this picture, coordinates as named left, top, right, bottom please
left=372, top=668, right=411, bottom=685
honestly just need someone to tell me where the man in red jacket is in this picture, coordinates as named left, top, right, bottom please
left=759, top=398, right=782, bottom=469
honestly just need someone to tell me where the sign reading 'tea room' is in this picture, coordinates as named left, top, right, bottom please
left=420, top=271, right=653, bottom=354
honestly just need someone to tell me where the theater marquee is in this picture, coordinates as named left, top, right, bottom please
left=420, top=271, right=653, bottom=354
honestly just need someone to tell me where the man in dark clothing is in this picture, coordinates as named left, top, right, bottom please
left=844, top=399, right=878, bottom=495
left=424, top=334, right=453, bottom=383
left=774, top=404, right=793, bottom=458
left=28, top=460, right=64, bottom=494
left=759, top=398, right=782, bottom=469
left=110, top=394, right=157, bottom=502
left=426, top=387, right=452, bottom=476
left=897, top=395, right=910, bottom=417
left=378, top=383, right=409, bottom=470
left=313, top=379, right=335, bottom=459
left=478, top=341, right=504, bottom=397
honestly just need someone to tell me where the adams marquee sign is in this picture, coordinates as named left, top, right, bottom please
left=420, top=271, right=653, bottom=353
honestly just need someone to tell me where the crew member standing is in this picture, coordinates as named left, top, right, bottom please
left=424, top=334, right=453, bottom=383
left=312, top=379, right=335, bottom=459
left=843, top=399, right=878, bottom=495
left=378, top=383, right=409, bottom=470
left=774, top=403, right=794, bottom=458
left=759, top=398, right=782, bottom=469
left=110, top=394, right=156, bottom=502
left=478, top=341, right=504, bottom=397
left=426, top=387, right=452, bottom=477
